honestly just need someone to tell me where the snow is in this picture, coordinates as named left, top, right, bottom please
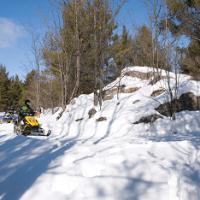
left=1, top=66, right=200, bottom=200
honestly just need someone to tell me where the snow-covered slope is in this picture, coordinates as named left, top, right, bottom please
left=1, top=66, right=200, bottom=200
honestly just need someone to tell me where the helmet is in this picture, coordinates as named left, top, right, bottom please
left=10, top=106, right=14, bottom=109
left=25, top=99, right=31, bottom=107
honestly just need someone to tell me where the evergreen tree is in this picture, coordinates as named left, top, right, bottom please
left=23, top=70, right=38, bottom=109
left=42, top=0, right=125, bottom=107
left=110, top=25, right=134, bottom=80
left=84, top=0, right=124, bottom=106
left=8, top=75, right=24, bottom=109
left=133, top=25, right=153, bottom=67
left=167, top=0, right=200, bottom=40
left=166, top=0, right=200, bottom=75
left=180, top=40, right=200, bottom=76
left=0, top=64, right=10, bottom=111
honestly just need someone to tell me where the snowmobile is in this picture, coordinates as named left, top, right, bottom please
left=14, top=111, right=51, bottom=136
left=0, top=111, right=15, bottom=124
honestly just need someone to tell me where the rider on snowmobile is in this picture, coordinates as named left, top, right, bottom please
left=17, top=100, right=34, bottom=125
left=14, top=99, right=51, bottom=136
left=7, top=106, right=14, bottom=116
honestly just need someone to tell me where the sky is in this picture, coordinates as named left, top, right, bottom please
left=0, top=0, right=147, bottom=81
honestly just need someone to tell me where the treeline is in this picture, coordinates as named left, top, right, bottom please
left=0, top=0, right=199, bottom=112
left=0, top=65, right=24, bottom=111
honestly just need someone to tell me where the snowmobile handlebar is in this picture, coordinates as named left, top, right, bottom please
left=20, top=111, right=35, bottom=116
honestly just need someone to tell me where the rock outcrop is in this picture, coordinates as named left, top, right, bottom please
left=103, top=70, right=153, bottom=101
left=76, top=118, right=84, bottom=122
left=133, top=100, right=140, bottom=104
left=133, top=92, right=200, bottom=124
left=103, top=86, right=141, bottom=100
left=133, top=114, right=163, bottom=125
left=96, top=117, right=107, bottom=122
left=155, top=92, right=200, bottom=116
left=103, top=87, right=122, bottom=101
left=124, top=71, right=153, bottom=80
left=151, top=89, right=165, bottom=97
left=88, top=108, right=97, bottom=119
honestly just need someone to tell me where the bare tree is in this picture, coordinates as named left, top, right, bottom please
left=25, top=22, right=43, bottom=111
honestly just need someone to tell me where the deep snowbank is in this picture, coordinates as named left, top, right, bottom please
left=0, top=66, right=200, bottom=200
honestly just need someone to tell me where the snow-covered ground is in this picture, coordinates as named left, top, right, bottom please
left=1, top=66, right=200, bottom=200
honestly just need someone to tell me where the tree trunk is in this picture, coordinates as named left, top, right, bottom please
left=94, top=4, right=98, bottom=106
left=69, top=0, right=81, bottom=102
left=64, top=52, right=69, bottom=104
left=58, top=52, right=64, bottom=109
left=50, top=72, right=54, bottom=114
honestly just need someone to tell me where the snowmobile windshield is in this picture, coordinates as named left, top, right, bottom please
left=21, top=111, right=35, bottom=116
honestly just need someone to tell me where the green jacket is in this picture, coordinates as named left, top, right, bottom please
left=21, top=105, right=29, bottom=111
left=19, top=105, right=33, bottom=115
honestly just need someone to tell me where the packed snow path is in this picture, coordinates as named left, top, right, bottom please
left=1, top=66, right=200, bottom=200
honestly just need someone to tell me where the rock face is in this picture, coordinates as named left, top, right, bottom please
left=103, top=70, right=153, bottom=101
left=151, top=89, right=165, bottom=97
left=96, top=117, right=107, bottom=122
left=124, top=71, right=153, bottom=80
left=124, top=87, right=141, bottom=93
left=76, top=118, right=84, bottom=122
left=133, top=92, right=200, bottom=124
left=103, top=86, right=141, bottom=100
left=103, top=88, right=120, bottom=101
left=148, top=76, right=170, bottom=85
left=155, top=92, right=200, bottom=116
left=133, top=114, right=163, bottom=125
left=103, top=85, right=126, bottom=101
left=88, top=108, right=97, bottom=119
left=133, top=100, right=140, bottom=104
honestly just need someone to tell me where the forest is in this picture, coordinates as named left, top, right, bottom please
left=0, top=0, right=199, bottom=112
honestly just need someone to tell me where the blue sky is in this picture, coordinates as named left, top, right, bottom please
left=0, top=0, right=48, bottom=80
left=0, top=0, right=147, bottom=81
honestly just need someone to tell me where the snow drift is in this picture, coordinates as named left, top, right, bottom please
left=0, top=66, right=200, bottom=200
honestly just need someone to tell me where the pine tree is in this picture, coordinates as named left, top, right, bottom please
left=133, top=25, right=153, bottom=67
left=84, top=0, right=125, bottom=106
left=180, top=40, right=200, bottom=76
left=0, top=64, right=10, bottom=111
left=167, top=0, right=200, bottom=75
left=8, top=75, right=24, bottom=109
left=39, top=0, right=128, bottom=108
left=111, top=25, right=134, bottom=78
left=23, top=70, right=38, bottom=109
